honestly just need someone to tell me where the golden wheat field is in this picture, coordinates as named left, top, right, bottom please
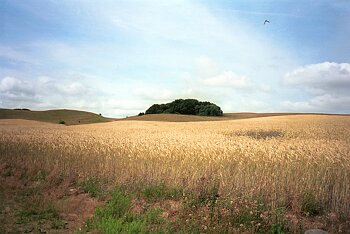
left=1, top=115, right=349, bottom=220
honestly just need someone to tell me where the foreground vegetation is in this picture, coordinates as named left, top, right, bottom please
left=0, top=115, right=350, bottom=232
left=0, top=166, right=290, bottom=233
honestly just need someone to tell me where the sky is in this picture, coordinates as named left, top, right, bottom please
left=0, top=0, right=349, bottom=117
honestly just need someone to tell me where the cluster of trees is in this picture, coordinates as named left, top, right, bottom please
left=144, top=99, right=223, bottom=116
left=14, top=108, right=31, bottom=111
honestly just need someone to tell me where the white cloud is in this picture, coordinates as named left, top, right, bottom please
left=194, top=56, right=220, bottom=78
left=1, top=1, right=302, bottom=114
left=284, top=62, right=350, bottom=94
left=195, top=58, right=272, bottom=93
left=74, top=0, right=298, bottom=76
left=191, top=56, right=273, bottom=94
left=132, top=87, right=173, bottom=101
left=203, top=71, right=252, bottom=89
left=0, top=76, right=146, bottom=117
left=0, top=77, right=35, bottom=100
left=283, top=62, right=350, bottom=113
left=282, top=95, right=350, bottom=113
left=0, top=46, right=38, bottom=65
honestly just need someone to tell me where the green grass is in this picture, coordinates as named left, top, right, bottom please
left=85, top=186, right=202, bottom=234
left=81, top=177, right=103, bottom=198
left=16, top=203, right=67, bottom=230
left=17, top=203, right=60, bottom=224
left=2, top=168, right=14, bottom=177
left=0, top=108, right=113, bottom=125
left=142, top=183, right=183, bottom=201
left=58, top=120, right=66, bottom=124
left=33, top=170, right=48, bottom=181
left=270, top=208, right=288, bottom=234
left=83, top=184, right=294, bottom=234
left=301, top=192, right=324, bottom=216
left=85, top=188, right=161, bottom=233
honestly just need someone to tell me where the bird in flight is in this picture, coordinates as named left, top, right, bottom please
left=264, top=20, right=270, bottom=24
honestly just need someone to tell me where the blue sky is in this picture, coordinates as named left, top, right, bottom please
left=1, top=0, right=349, bottom=116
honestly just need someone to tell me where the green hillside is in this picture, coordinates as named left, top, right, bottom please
left=0, top=108, right=114, bottom=125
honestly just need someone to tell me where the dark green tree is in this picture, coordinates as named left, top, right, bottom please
left=145, top=99, right=223, bottom=116
left=145, top=104, right=168, bottom=114
left=196, top=104, right=223, bottom=116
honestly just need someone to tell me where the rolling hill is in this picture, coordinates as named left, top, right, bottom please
left=122, top=112, right=343, bottom=122
left=0, top=108, right=114, bottom=125
left=1, top=108, right=348, bottom=125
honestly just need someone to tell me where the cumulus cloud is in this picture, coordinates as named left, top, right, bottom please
left=283, top=62, right=350, bottom=113
left=284, top=62, right=350, bottom=95
left=0, top=1, right=301, bottom=114
left=0, top=76, right=147, bottom=117
left=1, top=76, right=93, bottom=107
left=193, top=56, right=271, bottom=93
left=0, top=77, right=35, bottom=101
left=282, top=95, right=350, bottom=113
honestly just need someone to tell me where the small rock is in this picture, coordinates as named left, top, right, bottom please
left=38, top=228, right=47, bottom=233
left=305, top=229, right=328, bottom=234
left=68, top=188, right=78, bottom=195
left=24, top=227, right=34, bottom=233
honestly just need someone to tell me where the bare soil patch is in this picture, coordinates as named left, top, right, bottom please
left=0, top=162, right=100, bottom=233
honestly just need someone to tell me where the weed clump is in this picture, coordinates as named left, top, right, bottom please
left=142, top=183, right=182, bottom=201
left=81, top=177, right=103, bottom=198
left=271, top=208, right=288, bottom=234
left=301, top=192, right=324, bottom=216
left=17, top=203, right=63, bottom=229
left=86, top=188, right=165, bottom=233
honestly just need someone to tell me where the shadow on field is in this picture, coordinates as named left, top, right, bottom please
left=242, top=130, right=284, bottom=140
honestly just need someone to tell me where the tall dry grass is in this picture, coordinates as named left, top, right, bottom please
left=1, top=115, right=349, bottom=216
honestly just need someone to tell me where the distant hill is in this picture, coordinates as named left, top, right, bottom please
left=123, top=113, right=291, bottom=122
left=123, top=112, right=348, bottom=122
left=0, top=108, right=114, bottom=125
